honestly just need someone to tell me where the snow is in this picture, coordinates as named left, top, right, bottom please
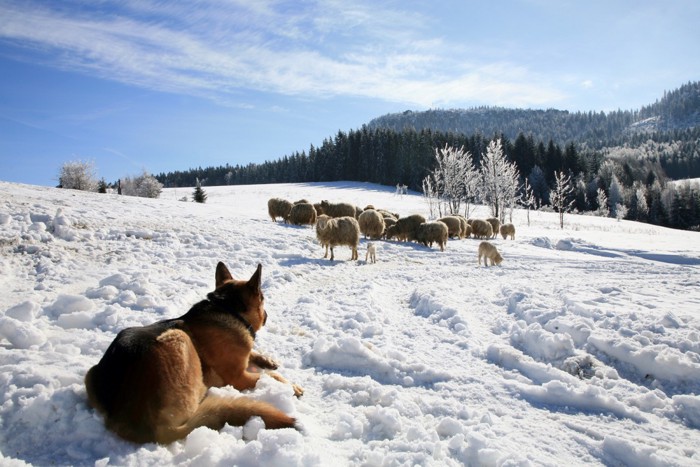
left=1, top=180, right=700, bottom=466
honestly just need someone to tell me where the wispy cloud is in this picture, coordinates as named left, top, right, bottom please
left=0, top=0, right=565, bottom=108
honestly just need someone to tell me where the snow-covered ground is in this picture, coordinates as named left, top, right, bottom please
left=1, top=180, right=699, bottom=466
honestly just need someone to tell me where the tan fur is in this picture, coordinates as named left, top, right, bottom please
left=478, top=241, right=503, bottom=266
left=267, top=198, right=292, bottom=222
left=84, top=263, right=303, bottom=444
left=486, top=218, right=501, bottom=239
left=365, top=242, right=377, bottom=263
left=358, top=209, right=386, bottom=240
left=470, top=219, right=493, bottom=239
left=438, top=216, right=463, bottom=239
left=500, top=223, right=516, bottom=240
left=315, top=214, right=360, bottom=261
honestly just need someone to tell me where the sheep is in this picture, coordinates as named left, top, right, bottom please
left=456, top=216, right=470, bottom=238
left=358, top=209, right=386, bottom=240
left=288, top=202, right=317, bottom=226
left=478, top=241, right=503, bottom=266
left=320, top=200, right=356, bottom=218
left=315, top=214, right=360, bottom=261
left=438, top=216, right=463, bottom=239
left=382, top=217, right=397, bottom=238
left=267, top=198, right=292, bottom=223
left=386, top=214, right=426, bottom=242
left=486, top=218, right=501, bottom=239
left=377, top=209, right=399, bottom=220
left=415, top=221, right=449, bottom=251
left=365, top=242, right=377, bottom=263
left=470, top=219, right=493, bottom=239
left=500, top=223, right=516, bottom=240
left=313, top=203, right=324, bottom=215
left=293, top=199, right=309, bottom=205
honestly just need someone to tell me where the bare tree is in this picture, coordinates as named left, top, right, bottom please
left=58, top=160, right=97, bottom=191
left=550, top=170, right=574, bottom=229
left=479, top=138, right=520, bottom=223
left=520, top=178, right=536, bottom=226
left=423, top=144, right=476, bottom=217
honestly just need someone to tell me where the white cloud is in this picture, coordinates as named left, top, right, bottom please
left=0, top=0, right=565, bottom=109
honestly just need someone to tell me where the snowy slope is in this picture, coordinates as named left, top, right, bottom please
left=1, top=180, right=699, bottom=466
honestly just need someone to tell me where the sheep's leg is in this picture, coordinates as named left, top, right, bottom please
left=330, top=246, right=335, bottom=261
left=352, top=246, right=358, bottom=260
left=323, top=244, right=329, bottom=258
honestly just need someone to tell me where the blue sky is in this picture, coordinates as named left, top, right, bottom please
left=1, top=0, right=698, bottom=187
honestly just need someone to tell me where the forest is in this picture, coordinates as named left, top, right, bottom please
left=155, top=82, right=700, bottom=231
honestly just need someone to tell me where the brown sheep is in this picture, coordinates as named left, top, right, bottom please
left=478, top=241, right=503, bottom=266
left=377, top=209, right=399, bottom=220
left=358, top=209, right=386, bottom=240
left=500, top=223, right=516, bottom=240
left=267, top=198, right=292, bottom=222
left=470, top=219, right=493, bottom=239
left=463, top=224, right=473, bottom=238
left=382, top=217, right=397, bottom=238
left=416, top=221, right=449, bottom=251
left=387, top=214, right=426, bottom=242
left=320, top=200, right=356, bottom=218
left=456, top=216, right=469, bottom=238
left=438, top=216, right=463, bottom=239
left=313, top=203, right=324, bottom=215
left=315, top=214, right=360, bottom=261
left=486, top=218, right=501, bottom=239
left=288, top=203, right=317, bottom=226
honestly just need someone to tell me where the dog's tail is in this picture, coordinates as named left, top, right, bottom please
left=155, top=395, right=297, bottom=444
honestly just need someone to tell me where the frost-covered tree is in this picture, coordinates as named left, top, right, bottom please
left=608, top=174, right=623, bottom=218
left=121, top=171, right=163, bottom=198
left=193, top=178, right=207, bottom=203
left=479, top=138, right=520, bottom=222
left=520, top=178, right=536, bottom=226
left=595, top=188, right=609, bottom=217
left=550, top=170, right=574, bottom=229
left=422, top=174, right=440, bottom=218
left=58, top=160, right=97, bottom=191
left=627, top=184, right=648, bottom=222
left=427, top=144, right=477, bottom=216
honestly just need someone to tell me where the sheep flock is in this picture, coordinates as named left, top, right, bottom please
left=268, top=196, right=516, bottom=264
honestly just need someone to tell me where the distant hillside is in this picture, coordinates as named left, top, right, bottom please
left=367, top=81, right=700, bottom=148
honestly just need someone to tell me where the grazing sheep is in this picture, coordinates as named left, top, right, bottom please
left=364, top=205, right=375, bottom=211
left=456, top=216, right=470, bottom=238
left=416, top=221, right=449, bottom=251
left=315, top=214, right=360, bottom=261
left=320, top=200, right=356, bottom=218
left=358, top=209, right=386, bottom=240
left=470, top=219, right=493, bottom=239
left=466, top=218, right=475, bottom=226
left=500, top=223, right=516, bottom=240
left=365, top=242, right=377, bottom=263
left=313, top=203, right=324, bottom=215
left=438, top=216, right=463, bottom=239
left=267, top=198, right=293, bottom=223
left=382, top=217, right=397, bottom=238
left=293, top=199, right=309, bottom=205
left=478, top=241, right=503, bottom=266
left=288, top=202, right=317, bottom=226
left=387, top=214, right=426, bottom=242
left=377, top=209, right=399, bottom=220
left=486, top=218, right=501, bottom=239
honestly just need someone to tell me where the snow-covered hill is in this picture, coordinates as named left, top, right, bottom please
left=1, top=181, right=699, bottom=466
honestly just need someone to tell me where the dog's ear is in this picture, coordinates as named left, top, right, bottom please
left=215, top=262, right=234, bottom=288
left=248, top=264, right=262, bottom=292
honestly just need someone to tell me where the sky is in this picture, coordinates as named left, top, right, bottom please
left=1, top=0, right=698, bottom=187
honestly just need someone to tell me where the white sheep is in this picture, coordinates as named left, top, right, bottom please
left=358, top=209, right=386, bottom=240
left=315, top=214, right=360, bottom=261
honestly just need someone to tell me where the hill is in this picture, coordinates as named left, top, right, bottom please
left=367, top=81, right=700, bottom=147
left=1, top=180, right=700, bottom=465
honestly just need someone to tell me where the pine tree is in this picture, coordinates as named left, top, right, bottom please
left=193, top=178, right=207, bottom=203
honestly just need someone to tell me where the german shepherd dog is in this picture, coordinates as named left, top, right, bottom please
left=85, top=262, right=303, bottom=444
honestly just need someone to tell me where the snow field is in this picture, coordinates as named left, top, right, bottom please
left=1, top=180, right=699, bottom=466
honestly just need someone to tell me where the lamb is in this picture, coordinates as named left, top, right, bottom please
left=315, top=214, right=360, bottom=261
left=438, top=216, right=463, bottom=239
left=470, top=219, right=493, bottom=239
left=288, top=202, right=317, bottom=226
left=486, top=218, right=501, bottom=239
left=365, top=242, right=377, bottom=263
left=415, top=221, right=449, bottom=251
left=358, top=209, right=386, bottom=240
left=386, top=214, right=426, bottom=242
left=500, top=223, right=516, bottom=240
left=320, top=200, right=356, bottom=218
left=478, top=241, right=503, bottom=266
left=267, top=198, right=292, bottom=222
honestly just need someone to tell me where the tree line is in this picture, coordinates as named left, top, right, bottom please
left=155, top=126, right=700, bottom=231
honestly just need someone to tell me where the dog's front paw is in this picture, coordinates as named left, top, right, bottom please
left=250, top=353, right=279, bottom=370
left=292, top=383, right=304, bottom=398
